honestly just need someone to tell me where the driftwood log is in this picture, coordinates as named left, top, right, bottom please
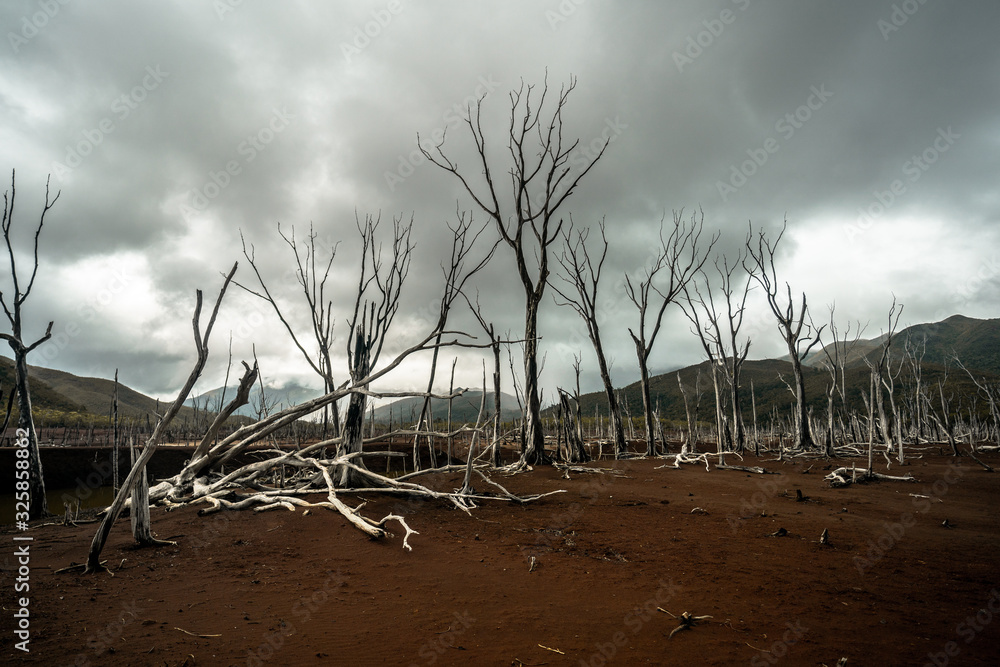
left=825, top=466, right=914, bottom=488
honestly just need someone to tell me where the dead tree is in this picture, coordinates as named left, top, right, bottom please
left=240, top=223, right=342, bottom=438
left=551, top=219, right=626, bottom=457
left=924, top=362, right=959, bottom=456
left=676, top=368, right=703, bottom=454
left=862, top=298, right=903, bottom=471
left=112, top=369, right=120, bottom=495
left=1, top=171, right=58, bottom=519
left=817, top=305, right=866, bottom=456
left=903, top=333, right=927, bottom=441
left=954, top=355, right=1000, bottom=450
left=714, top=252, right=754, bottom=453
left=411, top=212, right=495, bottom=471
left=465, top=293, right=504, bottom=466
left=75, top=218, right=562, bottom=557
left=625, top=209, right=715, bottom=457
left=571, top=353, right=586, bottom=450
left=86, top=264, right=239, bottom=572
left=116, top=330, right=559, bottom=555
left=339, top=213, right=413, bottom=487
left=745, top=221, right=824, bottom=449
left=883, top=340, right=906, bottom=463
left=506, top=337, right=527, bottom=454
left=681, top=250, right=753, bottom=454
left=680, top=295, right=728, bottom=464
left=557, top=388, right=588, bottom=462
left=421, top=75, right=608, bottom=466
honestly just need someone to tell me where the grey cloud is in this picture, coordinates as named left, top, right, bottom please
left=3, top=0, right=999, bottom=400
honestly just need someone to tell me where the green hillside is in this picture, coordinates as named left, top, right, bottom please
left=554, top=315, right=1000, bottom=426
left=884, top=314, right=1000, bottom=376
left=28, top=364, right=187, bottom=420
left=0, top=355, right=196, bottom=422
left=373, top=389, right=522, bottom=425
left=806, top=314, right=1000, bottom=375
left=0, top=355, right=84, bottom=414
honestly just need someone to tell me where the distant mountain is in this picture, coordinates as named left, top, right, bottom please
left=0, top=355, right=197, bottom=421
left=805, top=314, right=1000, bottom=375
left=371, top=389, right=522, bottom=425
left=29, top=365, right=185, bottom=419
left=0, top=356, right=84, bottom=414
left=4, top=314, right=995, bottom=428
left=563, top=357, right=993, bottom=426
left=556, top=315, right=1000, bottom=424
left=185, top=380, right=320, bottom=418
left=566, top=358, right=828, bottom=424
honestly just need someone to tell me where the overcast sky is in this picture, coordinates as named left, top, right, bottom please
left=2, top=1, right=999, bottom=406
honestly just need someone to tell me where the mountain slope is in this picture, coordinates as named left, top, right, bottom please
left=0, top=355, right=84, bottom=413
left=28, top=365, right=176, bottom=418
left=0, top=355, right=198, bottom=421
left=564, top=357, right=993, bottom=427
left=560, top=315, right=999, bottom=425
left=806, top=314, right=1000, bottom=375
left=186, top=381, right=320, bottom=418
left=371, top=389, right=522, bottom=425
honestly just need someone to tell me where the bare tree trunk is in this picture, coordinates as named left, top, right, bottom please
left=678, top=372, right=695, bottom=455
left=447, top=357, right=456, bottom=466
left=790, top=359, right=812, bottom=449
left=422, top=77, right=606, bottom=470
left=491, top=335, right=502, bottom=466
left=239, top=223, right=342, bottom=439
left=113, top=369, right=120, bottom=495
left=552, top=222, right=627, bottom=456
left=826, top=386, right=836, bottom=457
left=3, top=172, right=60, bottom=520
left=522, top=299, right=547, bottom=464
left=637, top=349, right=657, bottom=457
left=558, top=390, right=588, bottom=463
left=338, top=330, right=371, bottom=487
left=939, top=380, right=959, bottom=456
left=574, top=369, right=585, bottom=449
left=466, top=297, right=505, bottom=467
left=129, top=437, right=158, bottom=546
left=597, top=349, right=626, bottom=456
left=628, top=210, right=715, bottom=458
left=710, top=362, right=725, bottom=465
left=730, top=370, right=745, bottom=453
left=11, top=353, right=48, bottom=518
left=867, top=373, right=876, bottom=473
left=86, top=264, right=237, bottom=572
left=621, top=390, right=635, bottom=442
left=413, top=332, right=444, bottom=471
left=745, top=221, right=823, bottom=449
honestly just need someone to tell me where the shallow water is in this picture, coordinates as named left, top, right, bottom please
left=0, top=485, right=115, bottom=524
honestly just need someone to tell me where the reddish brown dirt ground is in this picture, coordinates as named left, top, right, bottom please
left=3, top=447, right=1000, bottom=666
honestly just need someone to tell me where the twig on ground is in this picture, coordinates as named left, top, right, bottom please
left=665, top=611, right=713, bottom=638
left=174, top=627, right=222, bottom=638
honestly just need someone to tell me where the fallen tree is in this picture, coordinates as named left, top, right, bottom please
left=85, top=264, right=239, bottom=572
left=824, top=466, right=915, bottom=488
left=82, top=218, right=561, bottom=567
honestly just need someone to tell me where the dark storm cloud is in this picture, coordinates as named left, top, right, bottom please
left=3, top=0, right=998, bottom=401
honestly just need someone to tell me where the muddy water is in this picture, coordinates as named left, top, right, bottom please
left=1, top=485, right=116, bottom=524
